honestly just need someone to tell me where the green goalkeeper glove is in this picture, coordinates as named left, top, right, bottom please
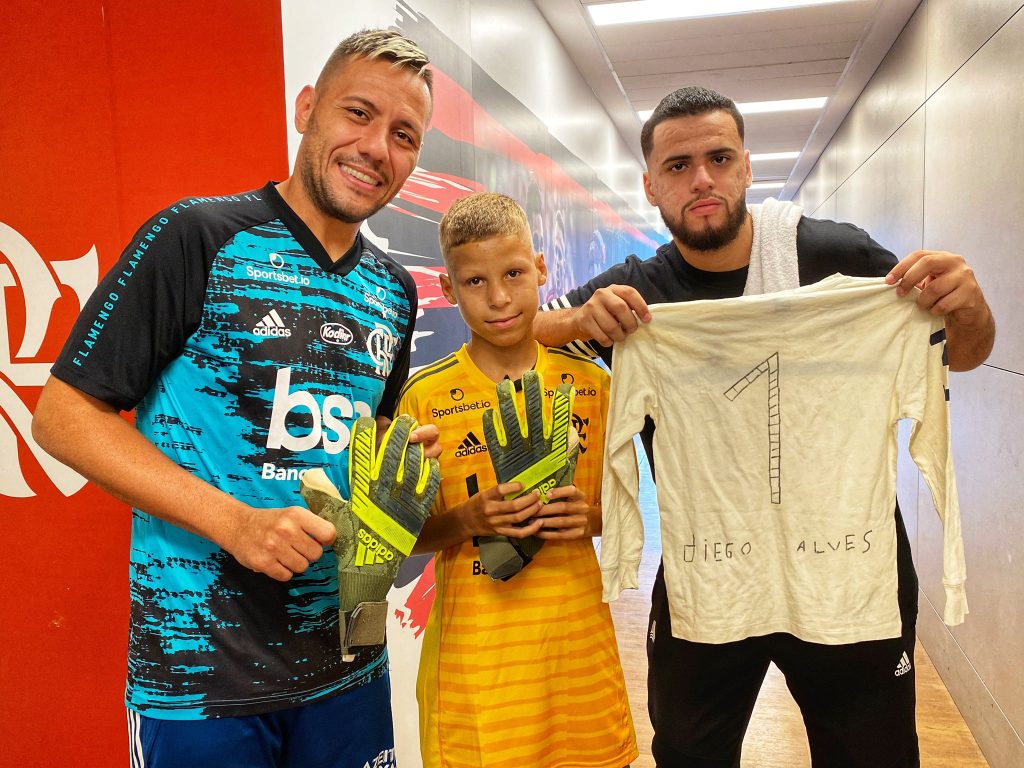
left=300, top=414, right=440, bottom=661
left=479, top=370, right=579, bottom=581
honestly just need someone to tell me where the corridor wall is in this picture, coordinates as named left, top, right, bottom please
left=795, top=3, right=1024, bottom=765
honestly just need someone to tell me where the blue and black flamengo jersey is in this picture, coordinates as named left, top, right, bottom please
left=52, top=183, right=417, bottom=719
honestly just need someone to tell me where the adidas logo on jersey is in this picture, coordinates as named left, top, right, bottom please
left=253, top=309, right=292, bottom=338
left=455, top=431, right=487, bottom=457
left=894, top=651, right=912, bottom=677
left=571, top=413, right=590, bottom=454
left=355, top=528, right=395, bottom=566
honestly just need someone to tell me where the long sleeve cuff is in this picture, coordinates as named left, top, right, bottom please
left=601, top=558, right=640, bottom=602
left=943, top=582, right=968, bottom=625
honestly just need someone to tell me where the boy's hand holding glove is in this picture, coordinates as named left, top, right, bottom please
left=300, top=414, right=440, bottom=661
left=479, top=370, right=580, bottom=581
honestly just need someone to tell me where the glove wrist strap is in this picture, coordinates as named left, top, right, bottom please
left=339, top=600, right=389, bottom=661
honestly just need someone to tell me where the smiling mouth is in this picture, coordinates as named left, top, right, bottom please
left=340, top=163, right=382, bottom=187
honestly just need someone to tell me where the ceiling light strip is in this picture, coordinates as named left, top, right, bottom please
left=589, top=0, right=850, bottom=26
left=749, top=151, right=801, bottom=161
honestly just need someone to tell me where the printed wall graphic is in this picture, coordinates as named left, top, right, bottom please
left=0, top=223, right=96, bottom=497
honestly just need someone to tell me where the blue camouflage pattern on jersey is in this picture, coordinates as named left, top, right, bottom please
left=126, top=200, right=411, bottom=718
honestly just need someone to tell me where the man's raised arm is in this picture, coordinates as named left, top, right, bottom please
left=534, top=285, right=652, bottom=348
left=886, top=250, right=995, bottom=371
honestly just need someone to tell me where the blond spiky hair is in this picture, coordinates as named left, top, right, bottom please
left=439, top=193, right=533, bottom=264
left=316, top=28, right=433, bottom=95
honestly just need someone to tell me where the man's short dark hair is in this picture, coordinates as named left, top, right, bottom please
left=640, top=86, right=744, bottom=159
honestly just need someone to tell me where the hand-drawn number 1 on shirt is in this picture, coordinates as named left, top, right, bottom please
left=723, top=352, right=781, bottom=504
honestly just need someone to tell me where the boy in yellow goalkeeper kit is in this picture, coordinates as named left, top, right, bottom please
left=398, top=193, right=637, bottom=768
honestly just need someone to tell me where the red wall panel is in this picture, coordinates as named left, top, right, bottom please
left=0, top=2, right=288, bottom=764
left=104, top=2, right=291, bottom=232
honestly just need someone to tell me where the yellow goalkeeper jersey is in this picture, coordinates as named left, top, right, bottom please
left=398, top=343, right=636, bottom=768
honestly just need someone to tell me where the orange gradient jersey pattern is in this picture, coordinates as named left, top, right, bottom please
left=398, top=343, right=636, bottom=768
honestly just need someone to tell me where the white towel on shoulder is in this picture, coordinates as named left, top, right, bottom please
left=744, top=197, right=804, bottom=296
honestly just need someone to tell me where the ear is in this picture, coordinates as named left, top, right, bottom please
left=534, top=252, right=547, bottom=286
left=294, top=85, right=316, bottom=134
left=439, top=271, right=457, bottom=306
left=743, top=148, right=753, bottom=188
left=643, top=170, right=657, bottom=206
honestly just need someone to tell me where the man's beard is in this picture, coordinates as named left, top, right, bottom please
left=662, top=196, right=748, bottom=252
left=298, top=143, right=388, bottom=225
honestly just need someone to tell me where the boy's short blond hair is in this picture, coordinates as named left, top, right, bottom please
left=439, top=193, right=533, bottom=265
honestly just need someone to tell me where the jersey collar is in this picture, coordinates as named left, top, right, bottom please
left=261, top=181, right=364, bottom=276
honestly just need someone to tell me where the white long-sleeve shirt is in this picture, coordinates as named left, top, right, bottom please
left=601, top=274, right=966, bottom=645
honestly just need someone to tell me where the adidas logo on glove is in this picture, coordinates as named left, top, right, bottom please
left=356, top=528, right=395, bottom=565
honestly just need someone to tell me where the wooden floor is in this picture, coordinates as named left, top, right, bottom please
left=609, top=550, right=990, bottom=768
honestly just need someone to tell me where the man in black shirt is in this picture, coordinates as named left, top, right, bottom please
left=536, top=86, right=994, bottom=767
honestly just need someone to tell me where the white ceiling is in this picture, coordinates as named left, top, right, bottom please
left=534, top=0, right=922, bottom=205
